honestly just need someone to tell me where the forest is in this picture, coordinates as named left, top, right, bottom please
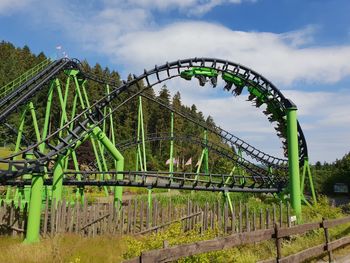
left=0, top=41, right=233, bottom=175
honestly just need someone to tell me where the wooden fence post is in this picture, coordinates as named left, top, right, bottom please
left=275, top=223, right=282, bottom=262
left=279, top=201, right=283, bottom=227
left=266, top=208, right=270, bottom=229
left=245, top=204, right=250, bottom=232
left=239, top=201, right=242, bottom=233
left=322, top=217, right=333, bottom=262
left=286, top=202, right=291, bottom=228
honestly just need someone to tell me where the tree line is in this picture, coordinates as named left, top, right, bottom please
left=0, top=41, right=233, bottom=174
left=1, top=41, right=348, bottom=193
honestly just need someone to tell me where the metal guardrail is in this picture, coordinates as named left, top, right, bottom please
left=0, top=58, right=52, bottom=99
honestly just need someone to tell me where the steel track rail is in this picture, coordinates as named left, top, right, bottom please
left=112, top=132, right=287, bottom=185
left=3, top=170, right=281, bottom=192
left=0, top=59, right=76, bottom=123
left=140, top=92, right=289, bottom=168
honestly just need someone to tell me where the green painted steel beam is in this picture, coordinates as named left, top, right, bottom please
left=91, top=127, right=124, bottom=208
left=286, top=101, right=302, bottom=222
left=23, top=152, right=42, bottom=244
left=169, top=112, right=174, bottom=174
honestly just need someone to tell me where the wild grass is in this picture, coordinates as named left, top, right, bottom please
left=0, top=234, right=126, bottom=263
left=122, top=197, right=350, bottom=262
left=0, top=147, right=12, bottom=169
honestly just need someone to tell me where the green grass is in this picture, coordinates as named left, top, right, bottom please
left=0, top=234, right=126, bottom=263
left=0, top=147, right=12, bottom=169
left=122, top=196, right=350, bottom=262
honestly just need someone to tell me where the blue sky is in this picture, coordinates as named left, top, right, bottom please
left=0, top=0, right=349, bottom=163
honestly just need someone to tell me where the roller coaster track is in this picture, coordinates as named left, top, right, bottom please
left=90, top=131, right=287, bottom=188
left=0, top=58, right=52, bottom=100
left=3, top=171, right=280, bottom=193
left=139, top=92, right=289, bottom=169
left=0, top=57, right=308, bottom=192
left=0, top=58, right=76, bottom=123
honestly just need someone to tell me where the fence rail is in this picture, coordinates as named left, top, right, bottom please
left=125, top=216, right=350, bottom=263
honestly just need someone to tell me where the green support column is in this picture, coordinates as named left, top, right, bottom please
left=301, top=158, right=317, bottom=205
left=169, top=111, right=174, bottom=175
left=237, top=148, right=245, bottom=185
left=52, top=155, right=65, bottom=203
left=223, top=166, right=236, bottom=214
left=136, top=96, right=147, bottom=172
left=23, top=101, right=45, bottom=243
left=203, top=130, right=209, bottom=174
left=286, top=100, right=302, bottom=222
left=136, top=96, right=151, bottom=206
left=39, top=82, right=54, bottom=202
left=79, top=78, right=110, bottom=195
left=106, top=85, right=117, bottom=170
left=52, top=134, right=89, bottom=205
left=91, top=127, right=124, bottom=208
left=140, top=98, right=147, bottom=172
left=6, top=106, right=27, bottom=203
left=23, top=152, right=42, bottom=243
left=21, top=101, right=42, bottom=208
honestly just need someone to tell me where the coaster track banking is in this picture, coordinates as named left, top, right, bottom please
left=0, top=58, right=308, bottom=193
left=108, top=132, right=286, bottom=186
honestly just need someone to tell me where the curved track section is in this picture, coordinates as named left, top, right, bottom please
left=4, top=171, right=280, bottom=193
left=90, top=132, right=287, bottom=188
left=140, top=92, right=288, bottom=169
left=0, top=58, right=307, bottom=191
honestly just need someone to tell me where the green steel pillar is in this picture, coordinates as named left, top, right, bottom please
left=238, top=148, right=245, bottom=185
left=140, top=99, right=147, bottom=172
left=136, top=96, right=147, bottom=172
left=168, top=111, right=174, bottom=193
left=203, top=130, right=209, bottom=174
left=301, top=158, right=317, bottom=205
left=39, top=82, right=54, bottom=202
left=91, top=127, right=124, bottom=208
left=106, top=85, right=117, bottom=170
left=6, top=106, right=27, bottom=203
left=286, top=100, right=302, bottom=221
left=136, top=96, right=151, bottom=205
left=52, top=155, right=65, bottom=203
left=23, top=101, right=42, bottom=207
left=169, top=112, right=174, bottom=174
left=80, top=79, right=110, bottom=195
left=51, top=135, right=89, bottom=205
left=223, top=166, right=236, bottom=214
left=23, top=151, right=42, bottom=244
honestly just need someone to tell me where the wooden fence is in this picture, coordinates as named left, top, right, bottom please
left=124, top=216, right=350, bottom=263
left=0, top=197, right=295, bottom=237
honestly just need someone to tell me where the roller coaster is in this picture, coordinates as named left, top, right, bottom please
left=0, top=57, right=316, bottom=243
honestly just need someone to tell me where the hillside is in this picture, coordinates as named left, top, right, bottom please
left=0, top=41, right=232, bottom=172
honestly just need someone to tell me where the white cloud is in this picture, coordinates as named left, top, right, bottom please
left=103, top=0, right=256, bottom=16
left=0, top=0, right=31, bottom=15
left=22, top=1, right=350, bottom=87
left=110, top=22, right=350, bottom=85
left=161, top=80, right=350, bottom=163
left=5, top=0, right=350, bottom=162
